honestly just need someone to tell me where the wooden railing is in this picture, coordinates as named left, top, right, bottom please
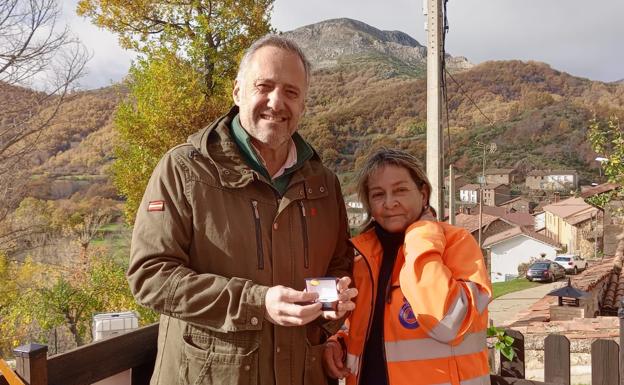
left=4, top=322, right=624, bottom=385
left=1, top=323, right=157, bottom=385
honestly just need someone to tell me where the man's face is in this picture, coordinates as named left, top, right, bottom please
left=233, top=46, right=307, bottom=152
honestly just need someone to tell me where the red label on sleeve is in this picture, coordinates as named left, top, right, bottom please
left=148, top=200, right=165, bottom=212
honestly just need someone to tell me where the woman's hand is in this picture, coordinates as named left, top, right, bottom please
left=323, top=276, right=358, bottom=320
left=323, top=340, right=349, bottom=379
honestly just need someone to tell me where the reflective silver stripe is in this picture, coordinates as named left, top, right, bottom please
left=461, top=374, right=491, bottom=385
left=346, top=353, right=360, bottom=376
left=429, top=289, right=468, bottom=342
left=384, top=330, right=486, bottom=362
left=465, top=281, right=491, bottom=314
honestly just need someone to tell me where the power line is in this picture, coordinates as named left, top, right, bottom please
left=444, top=68, right=496, bottom=127
left=441, top=0, right=452, bottom=165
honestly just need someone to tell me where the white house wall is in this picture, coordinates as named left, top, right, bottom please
left=489, top=236, right=558, bottom=283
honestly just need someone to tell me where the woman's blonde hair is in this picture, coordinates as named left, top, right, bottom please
left=356, top=148, right=432, bottom=229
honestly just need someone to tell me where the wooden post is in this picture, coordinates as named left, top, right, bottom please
left=544, top=334, right=570, bottom=385
left=13, top=344, right=48, bottom=385
left=501, top=329, right=525, bottom=378
left=592, top=339, right=619, bottom=385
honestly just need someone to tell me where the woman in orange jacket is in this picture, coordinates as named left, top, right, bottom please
left=323, top=148, right=492, bottom=385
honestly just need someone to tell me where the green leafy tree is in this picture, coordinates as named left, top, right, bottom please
left=588, top=116, right=623, bottom=185
left=111, top=52, right=229, bottom=220
left=77, top=0, right=274, bottom=221
left=0, top=253, right=158, bottom=352
left=77, top=0, right=274, bottom=98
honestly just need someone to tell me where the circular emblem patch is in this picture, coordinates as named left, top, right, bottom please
left=398, top=298, right=420, bottom=329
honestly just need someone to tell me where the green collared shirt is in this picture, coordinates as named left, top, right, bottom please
left=231, top=114, right=314, bottom=196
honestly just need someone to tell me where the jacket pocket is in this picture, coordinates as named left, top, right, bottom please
left=179, top=333, right=259, bottom=385
left=298, top=201, right=310, bottom=269
left=303, top=342, right=328, bottom=385
left=251, top=200, right=264, bottom=270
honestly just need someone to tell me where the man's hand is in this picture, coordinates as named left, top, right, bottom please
left=323, top=276, right=358, bottom=320
left=264, top=285, right=322, bottom=326
left=323, top=340, right=349, bottom=379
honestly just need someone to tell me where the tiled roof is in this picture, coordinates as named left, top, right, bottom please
left=580, top=182, right=621, bottom=198
left=504, top=212, right=535, bottom=227
left=459, top=184, right=480, bottom=191
left=485, top=168, right=516, bottom=175
left=482, top=206, right=535, bottom=227
left=542, top=197, right=597, bottom=220
left=483, top=183, right=508, bottom=190
left=527, top=170, right=578, bottom=176
left=482, top=226, right=559, bottom=248
left=571, top=257, right=616, bottom=292
left=454, top=213, right=500, bottom=233
left=482, top=206, right=508, bottom=217
left=499, top=197, right=524, bottom=205
left=566, top=210, right=598, bottom=226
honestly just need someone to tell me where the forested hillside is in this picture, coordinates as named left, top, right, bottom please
left=2, top=15, right=623, bottom=355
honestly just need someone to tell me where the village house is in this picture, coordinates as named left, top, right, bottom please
left=482, top=183, right=510, bottom=206
left=482, top=206, right=535, bottom=228
left=483, top=226, right=560, bottom=283
left=543, top=196, right=602, bottom=258
left=581, top=182, right=623, bottom=256
left=344, top=193, right=367, bottom=228
left=459, top=184, right=479, bottom=204
left=454, top=212, right=515, bottom=244
left=458, top=183, right=511, bottom=206
left=498, top=196, right=537, bottom=213
left=526, top=170, right=579, bottom=190
left=533, top=210, right=546, bottom=232
left=484, top=168, right=522, bottom=185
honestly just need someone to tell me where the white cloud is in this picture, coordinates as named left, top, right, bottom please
left=61, top=0, right=136, bottom=89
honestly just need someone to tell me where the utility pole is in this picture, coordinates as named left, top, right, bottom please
left=449, top=164, right=456, bottom=225
left=478, top=145, right=485, bottom=247
left=476, top=142, right=496, bottom=247
left=425, top=0, right=444, bottom=220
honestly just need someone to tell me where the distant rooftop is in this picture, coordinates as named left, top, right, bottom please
left=542, top=197, right=598, bottom=224
left=485, top=168, right=516, bottom=175
left=482, top=226, right=559, bottom=248
left=527, top=169, right=578, bottom=176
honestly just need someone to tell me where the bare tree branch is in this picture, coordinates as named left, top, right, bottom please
left=0, top=0, right=89, bottom=250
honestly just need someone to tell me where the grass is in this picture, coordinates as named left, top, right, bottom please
left=492, top=278, right=542, bottom=299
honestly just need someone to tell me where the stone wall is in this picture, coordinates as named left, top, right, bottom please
left=550, top=305, right=585, bottom=321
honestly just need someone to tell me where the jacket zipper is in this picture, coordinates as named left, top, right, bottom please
left=381, top=268, right=396, bottom=385
left=350, top=242, right=376, bottom=385
left=251, top=200, right=264, bottom=270
left=298, top=201, right=309, bottom=269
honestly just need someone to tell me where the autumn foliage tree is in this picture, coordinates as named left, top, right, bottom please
left=77, top=0, right=274, bottom=221
left=0, top=0, right=88, bottom=225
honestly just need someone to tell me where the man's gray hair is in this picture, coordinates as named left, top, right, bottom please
left=236, top=34, right=311, bottom=83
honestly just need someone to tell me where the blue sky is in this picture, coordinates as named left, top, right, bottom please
left=62, top=0, right=624, bottom=89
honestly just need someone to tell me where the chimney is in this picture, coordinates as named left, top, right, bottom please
left=554, top=191, right=560, bottom=203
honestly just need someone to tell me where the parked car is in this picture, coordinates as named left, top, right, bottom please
left=554, top=254, right=587, bottom=275
left=526, top=260, right=566, bottom=282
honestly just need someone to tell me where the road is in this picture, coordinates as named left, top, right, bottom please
left=488, top=281, right=561, bottom=326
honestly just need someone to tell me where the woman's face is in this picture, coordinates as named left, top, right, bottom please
left=367, top=165, right=428, bottom=233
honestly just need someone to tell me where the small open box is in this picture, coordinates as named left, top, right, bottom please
left=305, top=277, right=339, bottom=311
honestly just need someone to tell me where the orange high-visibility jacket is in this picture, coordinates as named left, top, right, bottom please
left=343, top=220, right=492, bottom=385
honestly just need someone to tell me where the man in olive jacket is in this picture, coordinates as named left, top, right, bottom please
left=128, top=35, right=355, bottom=385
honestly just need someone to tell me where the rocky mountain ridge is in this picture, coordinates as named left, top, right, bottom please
left=284, top=18, right=472, bottom=71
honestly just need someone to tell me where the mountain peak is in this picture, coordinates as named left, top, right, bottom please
left=283, top=18, right=469, bottom=72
